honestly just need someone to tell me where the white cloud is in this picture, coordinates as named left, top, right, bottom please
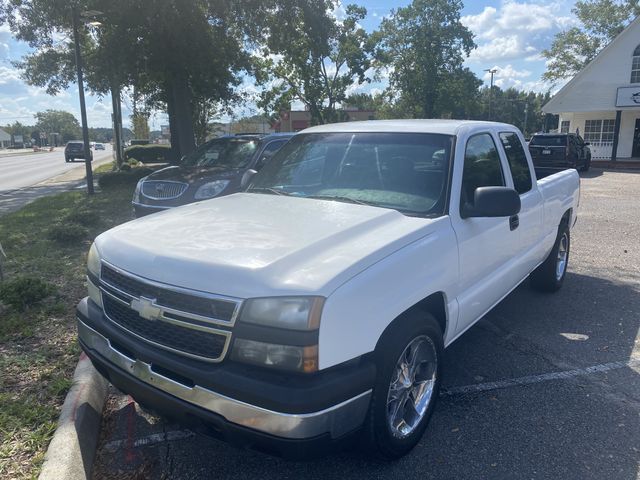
left=463, top=1, right=575, bottom=64
left=482, top=64, right=559, bottom=93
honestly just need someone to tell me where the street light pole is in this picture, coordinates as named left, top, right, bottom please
left=72, top=6, right=95, bottom=195
left=484, top=68, right=497, bottom=121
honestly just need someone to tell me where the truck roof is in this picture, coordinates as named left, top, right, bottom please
left=302, top=119, right=516, bottom=136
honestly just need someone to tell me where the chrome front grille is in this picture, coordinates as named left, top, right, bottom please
left=99, top=263, right=241, bottom=362
left=141, top=181, right=188, bottom=200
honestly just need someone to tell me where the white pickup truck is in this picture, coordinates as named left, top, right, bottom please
left=78, top=120, right=579, bottom=459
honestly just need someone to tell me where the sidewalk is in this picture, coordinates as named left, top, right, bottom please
left=0, top=156, right=113, bottom=216
left=0, top=148, right=54, bottom=157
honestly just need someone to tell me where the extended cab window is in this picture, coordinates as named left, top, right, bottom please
left=499, top=132, right=533, bottom=194
left=461, top=133, right=504, bottom=207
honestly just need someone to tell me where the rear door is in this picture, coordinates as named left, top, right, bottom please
left=450, top=131, right=520, bottom=335
left=498, top=131, right=544, bottom=277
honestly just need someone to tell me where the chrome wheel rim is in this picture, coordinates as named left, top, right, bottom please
left=556, top=233, right=568, bottom=281
left=386, top=335, right=438, bottom=438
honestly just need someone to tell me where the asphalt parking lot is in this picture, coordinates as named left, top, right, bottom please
left=92, top=169, right=640, bottom=480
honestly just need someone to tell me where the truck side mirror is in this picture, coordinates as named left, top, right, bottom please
left=461, top=187, right=521, bottom=218
left=241, top=169, right=258, bottom=189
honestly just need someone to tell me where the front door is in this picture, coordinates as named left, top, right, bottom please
left=633, top=119, right=640, bottom=158
left=451, top=132, right=520, bottom=335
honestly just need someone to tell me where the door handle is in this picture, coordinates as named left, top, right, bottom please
left=509, top=215, right=519, bottom=231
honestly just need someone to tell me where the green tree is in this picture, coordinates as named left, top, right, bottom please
left=131, top=113, right=150, bottom=140
left=3, top=122, right=34, bottom=139
left=374, top=0, right=477, bottom=119
left=256, top=2, right=374, bottom=125
left=543, top=0, right=640, bottom=83
left=0, top=0, right=267, bottom=159
left=34, top=110, right=81, bottom=143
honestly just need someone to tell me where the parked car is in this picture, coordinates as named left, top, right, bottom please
left=528, top=133, right=591, bottom=172
left=95, top=143, right=105, bottom=150
left=64, top=141, right=93, bottom=163
left=132, top=133, right=294, bottom=217
left=78, top=120, right=579, bottom=459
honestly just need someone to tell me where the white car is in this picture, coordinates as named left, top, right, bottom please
left=78, top=120, right=579, bottom=459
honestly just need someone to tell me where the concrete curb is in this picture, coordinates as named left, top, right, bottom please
left=39, top=352, right=108, bottom=480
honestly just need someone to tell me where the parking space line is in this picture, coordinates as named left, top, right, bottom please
left=442, top=357, right=640, bottom=396
left=104, top=429, right=195, bottom=453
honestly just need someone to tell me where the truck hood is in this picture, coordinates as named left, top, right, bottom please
left=95, top=193, right=438, bottom=298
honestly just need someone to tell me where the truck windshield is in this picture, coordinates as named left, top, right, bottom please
left=248, top=132, right=453, bottom=216
left=181, top=137, right=259, bottom=168
left=529, top=135, right=567, bottom=146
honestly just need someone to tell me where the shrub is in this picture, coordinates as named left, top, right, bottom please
left=0, top=276, right=56, bottom=311
left=47, top=223, right=88, bottom=243
left=124, top=144, right=175, bottom=164
left=97, top=168, right=153, bottom=189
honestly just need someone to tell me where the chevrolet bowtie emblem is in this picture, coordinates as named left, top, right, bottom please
left=130, top=296, right=162, bottom=321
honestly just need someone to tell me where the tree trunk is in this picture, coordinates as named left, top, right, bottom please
left=165, top=83, right=180, bottom=164
left=169, top=71, right=196, bottom=158
left=110, top=83, right=124, bottom=168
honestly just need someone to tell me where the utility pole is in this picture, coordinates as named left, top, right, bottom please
left=484, top=68, right=497, bottom=121
left=72, top=7, right=95, bottom=195
left=523, top=102, right=529, bottom=137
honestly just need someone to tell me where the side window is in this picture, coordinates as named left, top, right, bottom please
left=499, top=132, right=533, bottom=194
left=461, top=133, right=505, bottom=207
left=255, top=140, right=288, bottom=170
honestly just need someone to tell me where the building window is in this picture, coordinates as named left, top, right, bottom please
left=584, top=119, right=616, bottom=144
left=632, top=44, right=640, bottom=83
left=601, top=119, right=616, bottom=143
left=560, top=121, right=570, bottom=133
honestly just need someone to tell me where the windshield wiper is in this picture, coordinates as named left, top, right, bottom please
left=306, top=194, right=376, bottom=206
left=247, top=187, right=292, bottom=196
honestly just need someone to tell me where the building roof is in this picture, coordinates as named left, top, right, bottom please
left=301, top=119, right=514, bottom=135
left=543, top=15, right=640, bottom=114
left=0, top=128, right=10, bottom=142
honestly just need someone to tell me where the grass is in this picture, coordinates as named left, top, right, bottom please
left=0, top=174, right=139, bottom=479
left=93, top=161, right=116, bottom=174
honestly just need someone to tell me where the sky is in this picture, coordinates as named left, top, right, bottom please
left=0, top=0, right=578, bottom=130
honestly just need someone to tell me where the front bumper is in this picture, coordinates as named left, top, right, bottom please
left=77, top=299, right=374, bottom=456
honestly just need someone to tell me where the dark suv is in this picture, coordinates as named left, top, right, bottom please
left=528, top=133, right=591, bottom=172
left=64, top=141, right=93, bottom=163
left=132, top=133, right=294, bottom=217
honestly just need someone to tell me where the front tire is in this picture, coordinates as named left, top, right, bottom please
left=580, top=156, right=591, bottom=172
left=363, top=312, right=443, bottom=459
left=530, top=222, right=570, bottom=292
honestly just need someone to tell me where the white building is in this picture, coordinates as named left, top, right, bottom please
left=0, top=128, right=10, bottom=149
left=543, top=16, right=640, bottom=161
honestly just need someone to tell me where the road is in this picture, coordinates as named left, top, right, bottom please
left=92, top=169, right=640, bottom=480
left=0, top=146, right=113, bottom=193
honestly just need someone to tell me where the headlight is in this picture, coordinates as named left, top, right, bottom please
left=194, top=180, right=229, bottom=200
left=87, top=243, right=102, bottom=308
left=87, top=243, right=101, bottom=278
left=132, top=179, right=143, bottom=203
left=231, top=339, right=318, bottom=373
left=239, top=296, right=324, bottom=330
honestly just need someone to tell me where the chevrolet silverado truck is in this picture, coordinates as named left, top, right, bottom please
left=78, top=120, right=579, bottom=459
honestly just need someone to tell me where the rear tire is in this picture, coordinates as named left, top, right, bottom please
left=530, top=222, right=570, bottom=292
left=362, top=312, right=443, bottom=459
